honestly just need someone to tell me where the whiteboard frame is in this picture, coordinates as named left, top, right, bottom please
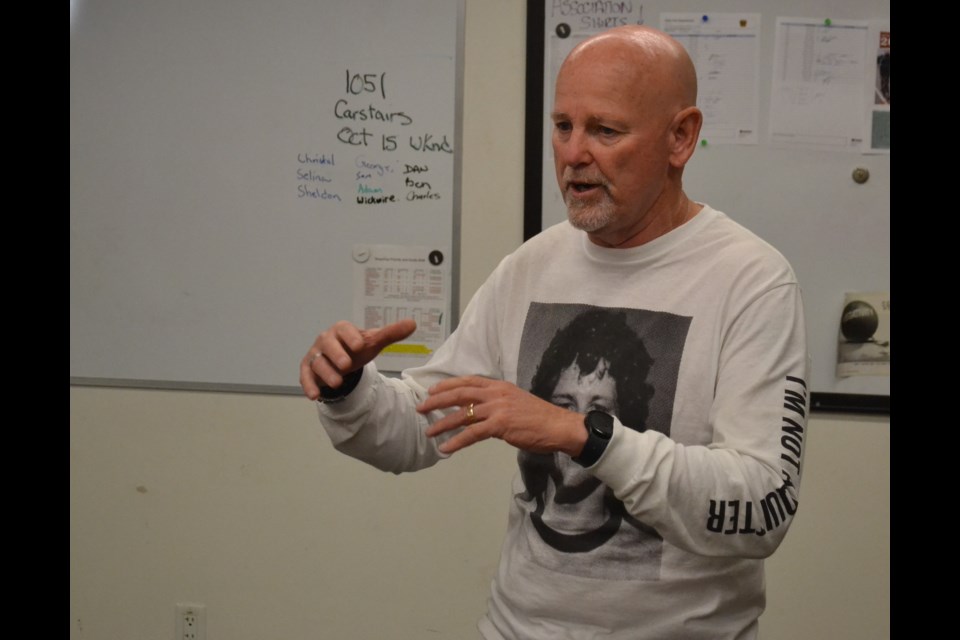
left=70, top=0, right=466, bottom=395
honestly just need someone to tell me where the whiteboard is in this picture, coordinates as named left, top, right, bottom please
left=70, top=0, right=464, bottom=393
left=524, top=0, right=889, bottom=412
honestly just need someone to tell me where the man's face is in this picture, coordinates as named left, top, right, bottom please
left=551, top=46, right=675, bottom=244
left=549, top=359, right=618, bottom=416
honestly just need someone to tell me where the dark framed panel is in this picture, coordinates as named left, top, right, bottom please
left=523, top=0, right=890, bottom=415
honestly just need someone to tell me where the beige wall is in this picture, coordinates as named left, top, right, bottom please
left=70, top=1, right=889, bottom=637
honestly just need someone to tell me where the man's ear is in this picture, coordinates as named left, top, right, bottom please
left=668, top=106, right=703, bottom=169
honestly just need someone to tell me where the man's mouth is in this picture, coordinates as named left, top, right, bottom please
left=564, top=172, right=607, bottom=195
left=567, top=181, right=606, bottom=198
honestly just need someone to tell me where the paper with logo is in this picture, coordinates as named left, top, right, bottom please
left=352, top=244, right=451, bottom=372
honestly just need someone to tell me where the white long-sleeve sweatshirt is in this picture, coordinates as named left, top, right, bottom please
left=318, top=205, right=810, bottom=639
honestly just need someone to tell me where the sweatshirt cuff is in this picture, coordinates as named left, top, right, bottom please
left=317, top=362, right=379, bottom=419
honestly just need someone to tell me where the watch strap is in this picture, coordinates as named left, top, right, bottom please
left=318, top=368, right=363, bottom=404
left=572, top=410, right=614, bottom=467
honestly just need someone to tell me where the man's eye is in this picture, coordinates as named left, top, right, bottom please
left=598, top=126, right=618, bottom=136
left=554, top=122, right=572, bottom=133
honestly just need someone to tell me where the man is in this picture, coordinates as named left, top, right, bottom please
left=301, top=25, right=809, bottom=639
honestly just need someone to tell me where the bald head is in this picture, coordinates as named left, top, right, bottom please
left=561, top=25, right=698, bottom=114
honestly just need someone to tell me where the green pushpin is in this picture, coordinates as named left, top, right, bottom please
left=700, top=139, right=708, bottom=147
left=824, top=18, right=832, bottom=26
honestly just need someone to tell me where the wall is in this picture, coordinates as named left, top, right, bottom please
left=70, top=1, right=889, bottom=638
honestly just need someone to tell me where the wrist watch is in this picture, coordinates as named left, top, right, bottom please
left=572, top=410, right=614, bottom=467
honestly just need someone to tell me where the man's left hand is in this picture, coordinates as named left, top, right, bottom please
left=418, top=376, right=586, bottom=456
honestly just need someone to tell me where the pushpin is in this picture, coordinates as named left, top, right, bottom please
left=700, top=139, right=708, bottom=147
left=702, top=15, right=709, bottom=23
left=824, top=18, right=832, bottom=26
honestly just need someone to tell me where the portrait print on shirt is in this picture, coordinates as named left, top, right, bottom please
left=514, top=303, right=691, bottom=581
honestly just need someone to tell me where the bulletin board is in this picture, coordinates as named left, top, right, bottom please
left=524, top=0, right=890, bottom=414
left=70, top=0, right=464, bottom=393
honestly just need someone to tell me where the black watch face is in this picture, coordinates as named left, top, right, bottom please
left=587, top=411, right=614, bottom=439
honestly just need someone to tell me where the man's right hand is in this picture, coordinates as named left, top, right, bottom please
left=299, top=318, right=417, bottom=401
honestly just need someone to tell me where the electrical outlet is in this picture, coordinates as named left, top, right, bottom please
left=175, top=603, right=206, bottom=640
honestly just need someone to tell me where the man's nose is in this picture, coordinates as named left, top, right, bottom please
left=556, top=129, right=592, bottom=168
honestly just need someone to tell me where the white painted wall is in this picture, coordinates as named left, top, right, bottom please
left=70, top=1, right=889, bottom=637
